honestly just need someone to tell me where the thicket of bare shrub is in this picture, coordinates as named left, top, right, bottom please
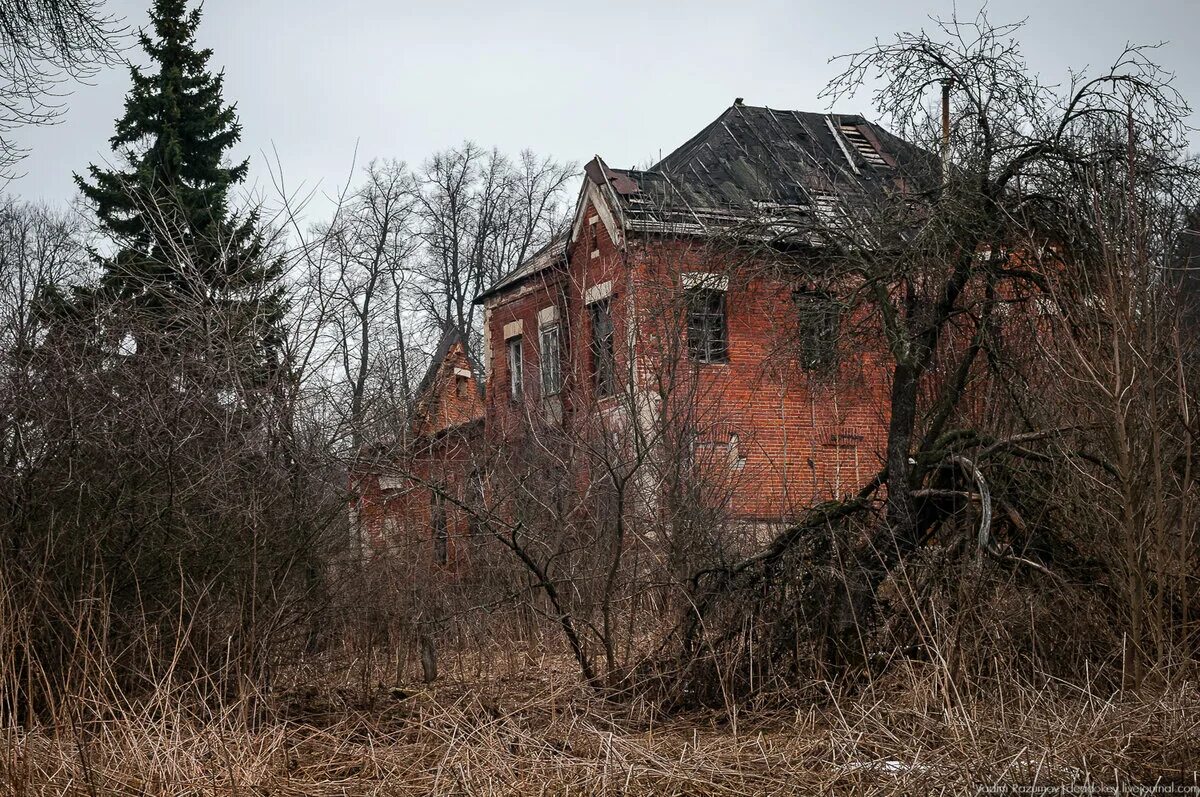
left=0, top=197, right=347, bottom=722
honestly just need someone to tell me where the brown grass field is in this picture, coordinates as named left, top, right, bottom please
left=2, top=645, right=1198, bottom=796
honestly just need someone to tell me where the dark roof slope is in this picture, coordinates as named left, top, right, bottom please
left=605, top=103, right=935, bottom=236
left=474, top=102, right=934, bottom=302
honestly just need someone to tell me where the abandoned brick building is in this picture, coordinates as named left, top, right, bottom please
left=352, top=100, right=929, bottom=565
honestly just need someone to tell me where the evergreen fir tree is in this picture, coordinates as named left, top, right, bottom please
left=74, top=0, right=282, bottom=371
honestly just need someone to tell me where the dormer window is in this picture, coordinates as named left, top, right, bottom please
left=839, top=123, right=888, bottom=168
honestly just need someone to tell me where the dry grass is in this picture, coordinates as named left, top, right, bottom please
left=2, top=650, right=1198, bottom=796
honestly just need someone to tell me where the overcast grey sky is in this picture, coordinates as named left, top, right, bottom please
left=8, top=0, right=1200, bottom=216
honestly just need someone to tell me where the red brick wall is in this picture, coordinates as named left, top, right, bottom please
left=412, top=341, right=484, bottom=439
left=478, top=204, right=892, bottom=523
left=480, top=270, right=564, bottom=442
left=357, top=199, right=1059, bottom=552
left=617, top=237, right=890, bottom=519
left=352, top=425, right=480, bottom=573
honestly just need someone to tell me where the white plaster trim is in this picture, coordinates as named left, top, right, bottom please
left=482, top=306, right=492, bottom=379
left=585, top=280, right=613, bottom=305
left=503, top=320, right=524, bottom=339
left=537, top=305, right=559, bottom=326
left=453, top=367, right=472, bottom=378
left=681, top=272, right=728, bottom=291
left=589, top=182, right=622, bottom=244
left=571, top=181, right=623, bottom=248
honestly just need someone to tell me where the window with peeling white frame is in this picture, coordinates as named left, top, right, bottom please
left=507, top=337, right=523, bottom=401
left=794, top=289, right=840, bottom=370
left=686, top=287, right=728, bottom=363
left=540, top=324, right=562, bottom=396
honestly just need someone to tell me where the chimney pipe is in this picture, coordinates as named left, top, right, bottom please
left=940, top=78, right=953, bottom=182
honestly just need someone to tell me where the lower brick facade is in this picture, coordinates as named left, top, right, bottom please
left=481, top=231, right=891, bottom=525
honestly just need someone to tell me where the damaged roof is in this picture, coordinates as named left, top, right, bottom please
left=476, top=101, right=934, bottom=302
left=604, top=103, right=934, bottom=236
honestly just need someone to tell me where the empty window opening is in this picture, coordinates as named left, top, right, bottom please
left=590, top=298, right=616, bottom=398
left=507, top=337, right=523, bottom=401
left=839, top=123, right=888, bottom=168
left=540, top=324, right=562, bottom=396
left=431, top=492, right=448, bottom=565
left=795, top=289, right=841, bottom=370
left=455, top=375, right=469, bottom=398
left=686, top=287, right=728, bottom=363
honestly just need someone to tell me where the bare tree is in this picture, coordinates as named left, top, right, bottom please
left=414, top=144, right=572, bottom=352
left=0, top=197, right=90, bottom=352
left=0, top=0, right=123, bottom=173
left=313, top=159, right=419, bottom=450
left=0, top=186, right=345, bottom=719
left=816, top=12, right=1193, bottom=561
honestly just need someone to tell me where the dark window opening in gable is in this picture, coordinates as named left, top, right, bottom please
left=590, top=298, right=615, bottom=398
left=794, top=289, right=841, bottom=370
left=540, top=324, right=562, bottom=396
left=590, top=217, right=601, bottom=257
left=507, top=338, right=523, bottom=402
left=455, top=375, right=469, bottom=399
left=686, top=287, right=728, bottom=364
left=431, top=492, right=448, bottom=565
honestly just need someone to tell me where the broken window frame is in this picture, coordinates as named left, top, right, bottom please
left=794, top=288, right=841, bottom=371
left=589, top=297, right=616, bottom=398
left=507, top=337, right=523, bottom=402
left=685, top=286, right=729, bottom=364
left=540, top=324, right=562, bottom=396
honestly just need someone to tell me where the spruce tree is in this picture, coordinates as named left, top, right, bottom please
left=74, top=0, right=282, bottom=369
